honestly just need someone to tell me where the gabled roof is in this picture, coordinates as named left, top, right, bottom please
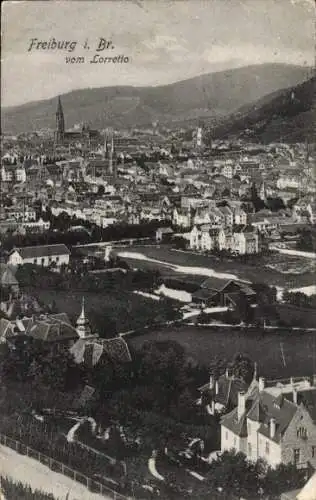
left=202, top=375, right=248, bottom=409
left=221, top=407, right=248, bottom=437
left=191, top=288, right=218, bottom=301
left=287, top=389, right=316, bottom=423
left=70, top=336, right=132, bottom=366
left=25, top=313, right=78, bottom=342
left=11, top=244, right=70, bottom=259
left=200, top=277, right=232, bottom=292
left=257, top=392, right=297, bottom=443
left=0, top=318, right=15, bottom=341
left=0, top=264, right=18, bottom=287
left=222, top=389, right=298, bottom=443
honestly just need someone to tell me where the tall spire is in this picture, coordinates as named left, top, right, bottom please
left=55, top=96, right=65, bottom=145
left=57, top=95, right=63, bottom=115
left=76, top=297, right=92, bottom=338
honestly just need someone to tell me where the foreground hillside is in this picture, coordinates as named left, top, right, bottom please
left=212, top=75, right=315, bottom=143
left=2, top=63, right=311, bottom=133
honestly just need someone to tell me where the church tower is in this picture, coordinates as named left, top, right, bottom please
left=103, top=129, right=116, bottom=178
left=108, top=135, right=114, bottom=175
left=76, top=297, right=92, bottom=338
left=55, top=96, right=65, bottom=145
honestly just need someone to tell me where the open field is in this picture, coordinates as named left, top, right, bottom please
left=128, top=325, right=316, bottom=380
left=28, top=287, right=176, bottom=335
left=115, top=245, right=315, bottom=289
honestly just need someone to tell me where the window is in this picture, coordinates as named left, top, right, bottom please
left=293, top=448, right=300, bottom=465
left=312, top=446, right=316, bottom=458
left=247, top=423, right=251, bottom=434
left=56, top=256, right=60, bottom=262
left=41, top=258, right=45, bottom=265
left=225, top=431, right=228, bottom=441
left=297, top=427, right=307, bottom=439
left=33, top=258, right=36, bottom=264
left=234, top=437, right=237, bottom=447
left=265, top=441, right=270, bottom=455
left=248, top=443, right=252, bottom=457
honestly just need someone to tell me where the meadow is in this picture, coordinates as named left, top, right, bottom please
left=128, top=324, right=316, bottom=380
left=116, top=245, right=315, bottom=289
left=28, top=287, right=177, bottom=336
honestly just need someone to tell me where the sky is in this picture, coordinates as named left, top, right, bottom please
left=1, top=0, right=314, bottom=107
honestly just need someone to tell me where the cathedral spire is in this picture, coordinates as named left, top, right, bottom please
left=55, top=96, right=65, bottom=145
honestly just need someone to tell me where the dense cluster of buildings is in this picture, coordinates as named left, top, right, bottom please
left=1, top=97, right=315, bottom=254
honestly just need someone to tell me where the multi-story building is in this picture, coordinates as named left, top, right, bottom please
left=3, top=207, right=36, bottom=223
left=221, top=375, right=316, bottom=469
left=1, top=165, right=26, bottom=184
left=233, top=227, right=259, bottom=255
left=218, top=227, right=259, bottom=255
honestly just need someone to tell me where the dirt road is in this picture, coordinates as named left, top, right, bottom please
left=0, top=444, right=113, bottom=500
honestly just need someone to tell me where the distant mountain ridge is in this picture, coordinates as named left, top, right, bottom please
left=212, top=75, right=315, bottom=143
left=1, top=63, right=312, bottom=134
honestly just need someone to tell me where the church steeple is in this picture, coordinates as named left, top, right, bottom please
left=76, top=297, right=92, bottom=338
left=56, top=96, right=65, bottom=144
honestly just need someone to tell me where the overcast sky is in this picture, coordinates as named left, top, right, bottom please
left=2, top=0, right=314, bottom=107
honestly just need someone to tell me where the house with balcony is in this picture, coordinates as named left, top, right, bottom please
left=221, top=375, right=316, bottom=469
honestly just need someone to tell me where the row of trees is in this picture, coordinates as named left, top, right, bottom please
left=283, top=290, right=316, bottom=309
left=1, top=212, right=168, bottom=251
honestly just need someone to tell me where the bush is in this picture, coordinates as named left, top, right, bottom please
left=1, top=476, right=56, bottom=500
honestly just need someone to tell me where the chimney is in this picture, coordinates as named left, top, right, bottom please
left=259, top=377, right=265, bottom=392
left=270, top=418, right=276, bottom=439
left=209, top=375, right=214, bottom=390
left=211, top=399, right=215, bottom=415
left=215, top=380, right=219, bottom=395
left=238, top=391, right=246, bottom=421
left=293, top=388, right=298, bottom=405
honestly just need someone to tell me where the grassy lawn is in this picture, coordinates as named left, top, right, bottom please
left=28, top=287, right=176, bottom=335
left=116, top=245, right=315, bottom=288
left=128, top=325, right=316, bottom=379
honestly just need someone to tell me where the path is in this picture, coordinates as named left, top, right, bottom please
left=270, top=245, right=316, bottom=259
left=0, top=444, right=112, bottom=500
left=148, top=454, right=165, bottom=481
left=118, top=251, right=245, bottom=282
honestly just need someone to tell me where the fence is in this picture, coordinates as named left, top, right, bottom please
left=0, top=433, right=130, bottom=500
